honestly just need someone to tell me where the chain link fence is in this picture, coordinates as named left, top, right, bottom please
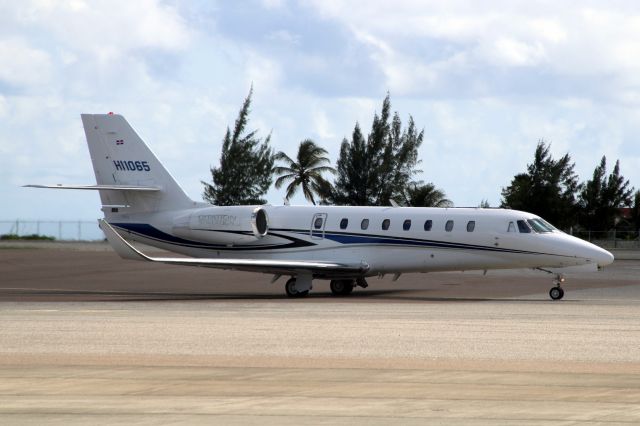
left=0, top=220, right=104, bottom=241
left=570, top=229, right=640, bottom=249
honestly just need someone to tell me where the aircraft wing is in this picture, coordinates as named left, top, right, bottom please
left=99, top=219, right=369, bottom=276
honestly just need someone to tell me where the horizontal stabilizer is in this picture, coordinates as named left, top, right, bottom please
left=99, top=220, right=369, bottom=276
left=24, top=184, right=160, bottom=191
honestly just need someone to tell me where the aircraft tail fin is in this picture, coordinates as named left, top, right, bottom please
left=81, top=114, right=194, bottom=216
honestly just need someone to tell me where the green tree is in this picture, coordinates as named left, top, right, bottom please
left=501, top=140, right=580, bottom=229
left=402, top=182, right=452, bottom=207
left=202, top=88, right=274, bottom=205
left=632, top=191, right=640, bottom=237
left=579, top=156, right=634, bottom=231
left=329, top=94, right=423, bottom=206
left=273, top=139, right=335, bottom=205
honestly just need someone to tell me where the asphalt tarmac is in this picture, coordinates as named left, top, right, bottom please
left=1, top=244, right=639, bottom=424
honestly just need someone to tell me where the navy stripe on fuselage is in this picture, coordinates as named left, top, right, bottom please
left=110, top=223, right=315, bottom=251
left=271, top=228, right=572, bottom=258
left=110, top=223, right=572, bottom=259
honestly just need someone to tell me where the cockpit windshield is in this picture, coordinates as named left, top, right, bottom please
left=526, top=218, right=556, bottom=233
left=517, top=220, right=531, bottom=233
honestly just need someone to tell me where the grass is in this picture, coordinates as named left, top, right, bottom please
left=0, top=234, right=55, bottom=241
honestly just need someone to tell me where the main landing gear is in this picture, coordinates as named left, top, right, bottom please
left=330, top=279, right=354, bottom=296
left=284, top=276, right=369, bottom=298
left=329, top=278, right=368, bottom=296
left=284, top=277, right=310, bottom=298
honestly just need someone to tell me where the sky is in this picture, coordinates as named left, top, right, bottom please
left=2, top=0, right=640, bottom=223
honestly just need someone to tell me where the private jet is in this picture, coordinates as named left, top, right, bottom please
left=26, top=114, right=614, bottom=299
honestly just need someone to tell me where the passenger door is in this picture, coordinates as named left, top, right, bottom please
left=310, top=213, right=327, bottom=239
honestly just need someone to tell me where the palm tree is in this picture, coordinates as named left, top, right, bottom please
left=274, top=139, right=336, bottom=205
left=402, top=182, right=452, bottom=207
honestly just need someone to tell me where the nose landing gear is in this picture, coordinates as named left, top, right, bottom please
left=549, top=274, right=565, bottom=300
left=536, top=268, right=566, bottom=301
left=549, top=285, right=564, bottom=300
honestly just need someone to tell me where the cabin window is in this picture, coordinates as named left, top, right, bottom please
left=445, top=220, right=454, bottom=232
left=467, top=221, right=475, bottom=232
left=361, top=219, right=369, bottom=230
left=424, top=219, right=432, bottom=231
left=507, top=221, right=516, bottom=232
left=403, top=219, right=411, bottom=231
left=314, top=217, right=323, bottom=229
left=517, top=220, right=531, bottom=233
left=340, top=218, right=348, bottom=230
left=382, top=219, right=390, bottom=230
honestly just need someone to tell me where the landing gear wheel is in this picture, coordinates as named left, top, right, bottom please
left=330, top=279, right=355, bottom=296
left=549, top=286, right=564, bottom=300
left=285, top=278, right=309, bottom=298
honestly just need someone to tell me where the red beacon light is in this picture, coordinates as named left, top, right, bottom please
left=108, top=112, right=114, bottom=115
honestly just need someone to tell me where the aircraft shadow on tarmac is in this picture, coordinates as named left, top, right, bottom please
left=0, top=288, right=550, bottom=303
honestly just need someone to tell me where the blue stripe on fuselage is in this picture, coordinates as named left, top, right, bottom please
left=110, top=223, right=563, bottom=257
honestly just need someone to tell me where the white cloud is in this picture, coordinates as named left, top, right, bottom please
left=266, top=29, right=300, bottom=46
left=484, top=38, right=546, bottom=67
left=0, top=38, right=51, bottom=86
left=244, top=51, right=282, bottom=92
left=3, top=1, right=640, bottom=219
left=308, top=1, right=640, bottom=102
left=0, top=94, right=8, bottom=117
left=261, top=0, right=287, bottom=10
left=13, top=0, right=192, bottom=60
left=313, top=109, right=335, bottom=140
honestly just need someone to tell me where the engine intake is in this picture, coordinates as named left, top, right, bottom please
left=251, top=207, right=269, bottom=238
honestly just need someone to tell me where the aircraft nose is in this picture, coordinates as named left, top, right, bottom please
left=591, top=245, right=614, bottom=267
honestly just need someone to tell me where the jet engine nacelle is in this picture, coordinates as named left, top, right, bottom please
left=172, top=206, right=269, bottom=245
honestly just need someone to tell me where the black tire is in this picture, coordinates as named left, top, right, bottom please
left=330, top=279, right=354, bottom=296
left=285, top=278, right=310, bottom=298
left=285, top=278, right=298, bottom=297
left=549, top=287, right=563, bottom=300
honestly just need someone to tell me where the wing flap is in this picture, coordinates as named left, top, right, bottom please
left=99, top=220, right=369, bottom=276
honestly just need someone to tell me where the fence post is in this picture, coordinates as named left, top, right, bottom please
left=58, top=221, right=62, bottom=240
left=15, top=219, right=19, bottom=236
left=78, top=221, right=81, bottom=240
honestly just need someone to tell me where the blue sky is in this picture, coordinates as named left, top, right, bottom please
left=1, top=0, right=640, bottom=221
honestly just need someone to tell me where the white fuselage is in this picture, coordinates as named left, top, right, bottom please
left=109, top=205, right=614, bottom=279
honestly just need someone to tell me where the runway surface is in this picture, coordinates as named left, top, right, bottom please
left=1, top=245, right=639, bottom=424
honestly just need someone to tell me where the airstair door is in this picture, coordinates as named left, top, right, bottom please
left=310, top=213, right=328, bottom=239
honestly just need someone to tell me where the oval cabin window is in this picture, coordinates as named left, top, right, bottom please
left=445, top=220, right=454, bottom=232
